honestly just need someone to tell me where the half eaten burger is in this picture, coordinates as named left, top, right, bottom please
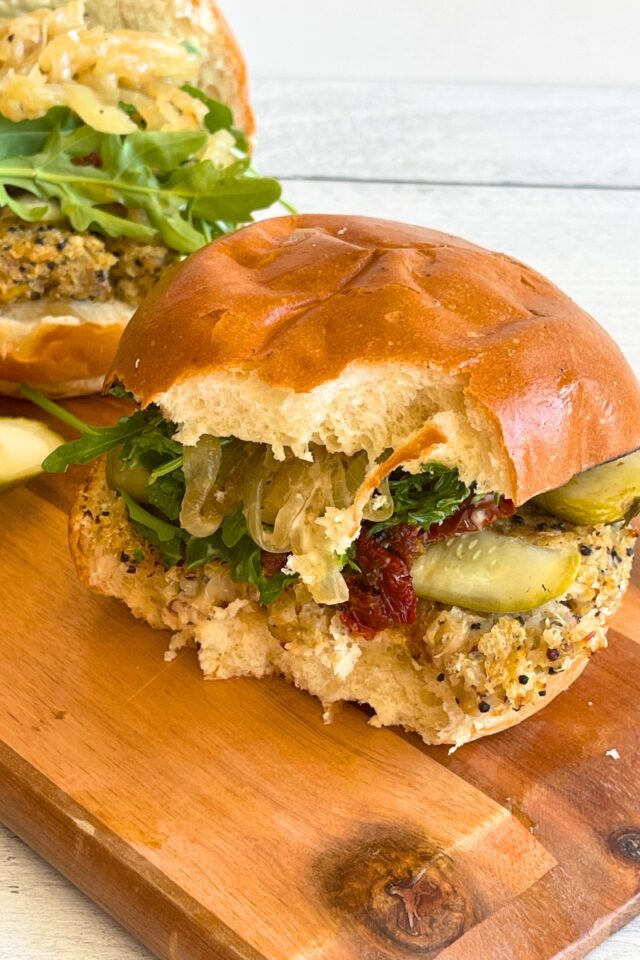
left=39, top=215, right=640, bottom=746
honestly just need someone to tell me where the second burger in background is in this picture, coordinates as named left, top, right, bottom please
left=0, top=0, right=281, bottom=396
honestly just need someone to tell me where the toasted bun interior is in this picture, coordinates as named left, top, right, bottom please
left=108, top=215, right=640, bottom=504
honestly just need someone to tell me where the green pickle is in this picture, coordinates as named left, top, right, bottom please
left=534, top=450, right=640, bottom=525
left=0, top=417, right=63, bottom=491
left=412, top=528, right=580, bottom=613
left=106, top=447, right=150, bottom=502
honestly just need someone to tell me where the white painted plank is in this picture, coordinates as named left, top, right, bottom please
left=228, top=0, right=640, bottom=87
left=0, top=827, right=151, bottom=960
left=252, top=80, right=640, bottom=187
left=277, top=178, right=640, bottom=373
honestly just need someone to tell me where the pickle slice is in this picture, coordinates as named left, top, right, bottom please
left=412, top=528, right=580, bottom=613
left=106, top=447, right=151, bottom=502
left=534, top=450, right=640, bottom=525
left=0, top=417, right=63, bottom=491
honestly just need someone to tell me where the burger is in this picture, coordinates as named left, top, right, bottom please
left=0, top=0, right=280, bottom=397
left=39, top=215, right=640, bottom=746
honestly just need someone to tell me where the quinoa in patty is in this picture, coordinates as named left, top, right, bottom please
left=411, top=505, right=635, bottom=716
left=0, top=219, right=177, bottom=306
left=76, top=474, right=636, bottom=726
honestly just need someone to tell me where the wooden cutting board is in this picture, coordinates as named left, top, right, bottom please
left=1, top=394, right=639, bottom=960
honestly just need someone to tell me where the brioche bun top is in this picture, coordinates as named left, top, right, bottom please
left=108, top=215, right=640, bottom=504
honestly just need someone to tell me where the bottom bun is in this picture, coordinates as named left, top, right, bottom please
left=69, top=464, right=635, bottom=746
left=0, top=299, right=132, bottom=397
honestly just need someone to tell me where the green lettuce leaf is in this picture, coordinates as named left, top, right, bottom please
left=0, top=95, right=281, bottom=252
left=185, top=510, right=296, bottom=603
left=0, top=108, right=78, bottom=159
left=369, top=463, right=472, bottom=534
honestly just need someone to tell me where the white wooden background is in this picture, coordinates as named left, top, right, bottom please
left=229, top=1, right=640, bottom=86
left=1, top=79, right=639, bottom=958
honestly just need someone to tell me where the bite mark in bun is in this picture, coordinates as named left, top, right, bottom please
left=41, top=214, right=640, bottom=745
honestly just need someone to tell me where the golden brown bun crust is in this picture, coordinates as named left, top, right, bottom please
left=109, top=214, right=640, bottom=503
left=200, top=0, right=254, bottom=136
left=0, top=307, right=130, bottom=397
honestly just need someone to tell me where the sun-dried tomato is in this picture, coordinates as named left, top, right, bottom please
left=342, top=494, right=515, bottom=638
left=375, top=523, right=424, bottom=565
left=260, top=550, right=289, bottom=578
left=422, top=494, right=515, bottom=542
left=342, top=533, right=417, bottom=638
left=71, top=152, right=103, bottom=168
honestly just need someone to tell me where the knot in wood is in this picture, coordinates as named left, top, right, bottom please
left=316, top=827, right=474, bottom=954
left=609, top=827, right=640, bottom=864
left=374, top=852, right=467, bottom=949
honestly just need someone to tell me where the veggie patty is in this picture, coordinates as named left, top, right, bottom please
left=0, top=218, right=176, bottom=305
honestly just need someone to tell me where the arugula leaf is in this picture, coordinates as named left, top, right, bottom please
left=118, top=102, right=139, bottom=121
left=182, top=85, right=233, bottom=134
left=20, top=385, right=98, bottom=436
left=114, top=418, right=185, bottom=521
left=369, top=463, right=471, bottom=534
left=148, top=456, right=183, bottom=484
left=221, top=509, right=248, bottom=548
left=145, top=470, right=184, bottom=522
left=181, top=41, right=202, bottom=57
left=122, top=425, right=182, bottom=471
left=338, top=542, right=361, bottom=573
left=259, top=573, right=296, bottom=605
left=0, top=105, right=281, bottom=252
left=185, top=509, right=296, bottom=603
left=122, top=492, right=184, bottom=567
left=181, top=84, right=248, bottom=152
left=41, top=411, right=151, bottom=472
left=59, top=199, right=158, bottom=241
left=116, top=130, right=209, bottom=172
left=0, top=108, right=78, bottom=159
left=21, top=387, right=168, bottom=473
left=0, top=184, right=49, bottom=221
left=23, top=389, right=293, bottom=600
left=109, top=385, right=134, bottom=400
left=184, top=533, right=225, bottom=569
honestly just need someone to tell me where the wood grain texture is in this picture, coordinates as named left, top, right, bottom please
left=2, top=78, right=640, bottom=959
left=253, top=81, right=640, bottom=187
left=0, top=394, right=639, bottom=960
left=0, top=439, right=556, bottom=958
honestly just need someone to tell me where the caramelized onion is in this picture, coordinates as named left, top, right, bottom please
left=361, top=474, right=394, bottom=522
left=179, top=435, right=224, bottom=537
left=179, top=435, right=405, bottom=605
